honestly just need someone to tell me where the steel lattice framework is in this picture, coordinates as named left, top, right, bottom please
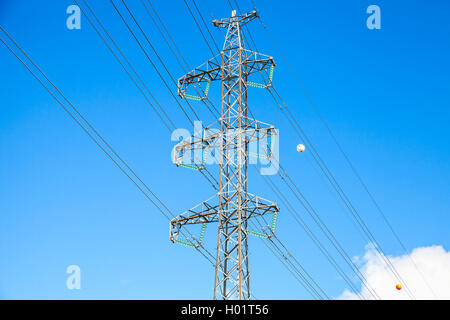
left=170, top=10, right=279, bottom=300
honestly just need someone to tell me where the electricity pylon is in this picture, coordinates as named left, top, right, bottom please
left=169, top=10, right=279, bottom=300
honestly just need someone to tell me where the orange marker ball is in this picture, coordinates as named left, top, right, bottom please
left=396, top=284, right=402, bottom=290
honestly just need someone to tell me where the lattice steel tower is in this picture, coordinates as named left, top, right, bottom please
left=170, top=10, right=279, bottom=300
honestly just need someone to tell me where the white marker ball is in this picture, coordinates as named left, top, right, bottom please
left=297, top=144, right=306, bottom=153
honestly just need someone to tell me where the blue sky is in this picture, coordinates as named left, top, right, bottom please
left=0, top=0, right=449, bottom=299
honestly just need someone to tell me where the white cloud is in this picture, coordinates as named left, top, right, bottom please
left=339, top=244, right=450, bottom=300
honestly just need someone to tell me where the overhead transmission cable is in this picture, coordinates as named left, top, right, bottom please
left=237, top=0, right=418, bottom=299
left=182, top=0, right=220, bottom=56
left=0, top=26, right=216, bottom=266
left=112, top=0, right=219, bottom=185
left=190, top=0, right=221, bottom=52
left=250, top=217, right=330, bottom=300
left=266, top=83, right=416, bottom=299
left=250, top=0, right=437, bottom=298
left=142, top=0, right=220, bottom=118
left=109, top=0, right=198, bottom=125
left=248, top=219, right=327, bottom=300
left=73, top=0, right=175, bottom=132
left=76, top=0, right=218, bottom=189
left=118, top=0, right=201, bottom=121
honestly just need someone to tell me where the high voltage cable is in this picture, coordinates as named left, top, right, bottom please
left=78, top=0, right=219, bottom=210
left=142, top=0, right=220, bottom=118
left=113, top=0, right=219, bottom=185
left=258, top=171, right=370, bottom=300
left=248, top=219, right=326, bottom=300
left=264, top=33, right=416, bottom=298
left=248, top=91, right=373, bottom=299
left=257, top=232, right=321, bottom=299
left=199, top=0, right=216, bottom=21
left=252, top=60, right=413, bottom=298
left=245, top=80, right=371, bottom=292
left=267, top=166, right=378, bottom=299
left=270, top=232, right=330, bottom=300
left=0, top=27, right=215, bottom=263
left=73, top=0, right=175, bottom=132
left=266, top=86, right=416, bottom=299
left=76, top=0, right=219, bottom=189
left=119, top=0, right=201, bottom=122
left=109, top=0, right=197, bottom=126
left=250, top=218, right=330, bottom=300
left=254, top=162, right=373, bottom=299
left=191, top=0, right=221, bottom=52
left=250, top=0, right=438, bottom=298
left=256, top=233, right=321, bottom=299
left=146, top=0, right=191, bottom=70
left=0, top=26, right=216, bottom=267
left=141, top=0, right=187, bottom=72
left=182, top=0, right=219, bottom=57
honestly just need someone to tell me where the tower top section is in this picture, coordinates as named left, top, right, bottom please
left=212, top=10, right=258, bottom=28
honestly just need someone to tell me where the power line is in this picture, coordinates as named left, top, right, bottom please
left=142, top=0, right=220, bottom=118
left=260, top=173, right=370, bottom=299
left=267, top=85, right=416, bottom=299
left=250, top=0, right=438, bottom=298
left=110, top=0, right=197, bottom=126
left=114, top=0, right=219, bottom=186
left=120, top=0, right=202, bottom=121
left=249, top=218, right=330, bottom=300
left=191, top=0, right=221, bottom=52
left=146, top=0, right=191, bottom=70
left=0, top=26, right=216, bottom=267
left=249, top=221, right=322, bottom=300
left=76, top=0, right=219, bottom=189
left=182, top=0, right=219, bottom=56
left=74, top=0, right=175, bottom=132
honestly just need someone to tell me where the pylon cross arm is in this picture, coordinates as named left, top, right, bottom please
left=177, top=51, right=275, bottom=98
left=177, top=54, right=222, bottom=97
left=169, top=192, right=279, bottom=243
left=212, top=10, right=258, bottom=28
